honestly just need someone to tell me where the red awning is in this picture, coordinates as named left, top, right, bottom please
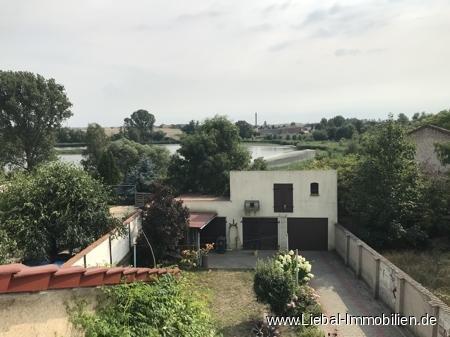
left=189, top=212, right=217, bottom=230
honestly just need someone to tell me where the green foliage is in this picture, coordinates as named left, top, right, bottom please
left=249, top=157, right=268, bottom=170
left=70, top=275, right=216, bottom=337
left=0, top=71, right=72, bottom=170
left=55, top=127, right=86, bottom=144
left=82, top=123, right=109, bottom=175
left=124, top=158, right=157, bottom=192
left=123, top=109, right=166, bottom=144
left=108, top=138, right=170, bottom=182
left=181, top=120, right=199, bottom=134
left=274, top=251, right=314, bottom=285
left=415, top=109, right=450, bottom=130
left=0, top=162, right=120, bottom=261
left=97, top=150, right=122, bottom=185
left=254, top=258, right=296, bottom=315
left=0, top=228, right=19, bottom=264
left=235, top=120, right=254, bottom=139
left=312, top=129, right=327, bottom=141
left=286, top=285, right=322, bottom=325
left=352, top=117, right=427, bottom=248
left=141, top=183, right=189, bottom=260
left=168, top=116, right=251, bottom=195
left=435, top=141, right=450, bottom=165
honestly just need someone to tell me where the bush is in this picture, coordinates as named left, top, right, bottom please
left=70, top=275, right=216, bottom=337
left=254, top=258, right=296, bottom=315
left=286, top=285, right=321, bottom=320
left=274, top=251, right=313, bottom=285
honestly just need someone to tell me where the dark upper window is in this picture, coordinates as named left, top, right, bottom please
left=310, top=182, right=319, bottom=196
left=274, top=183, right=293, bottom=212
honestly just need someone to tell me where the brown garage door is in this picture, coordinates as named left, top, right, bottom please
left=200, top=217, right=226, bottom=247
left=287, top=218, right=328, bottom=250
left=243, top=217, right=278, bottom=250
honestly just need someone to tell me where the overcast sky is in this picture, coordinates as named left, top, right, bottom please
left=1, top=0, right=449, bottom=127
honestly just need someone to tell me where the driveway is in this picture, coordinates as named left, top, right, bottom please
left=209, top=250, right=413, bottom=337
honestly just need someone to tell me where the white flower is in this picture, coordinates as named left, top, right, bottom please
left=288, top=250, right=294, bottom=256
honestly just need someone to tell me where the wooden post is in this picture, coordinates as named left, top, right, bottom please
left=357, top=243, right=363, bottom=278
left=373, top=257, right=380, bottom=299
left=83, top=255, right=87, bottom=268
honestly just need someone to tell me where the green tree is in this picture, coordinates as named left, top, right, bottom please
left=235, top=120, right=254, bottom=139
left=0, top=71, right=72, bottom=170
left=81, top=123, right=109, bottom=175
left=435, top=142, right=450, bottom=165
left=0, top=162, right=120, bottom=262
left=107, top=138, right=170, bottom=179
left=141, top=183, right=189, bottom=260
left=97, top=150, right=122, bottom=185
left=123, top=109, right=155, bottom=143
left=249, top=157, right=268, bottom=170
left=168, top=116, right=251, bottom=195
left=181, top=120, right=199, bottom=134
left=351, top=118, right=427, bottom=248
left=124, top=158, right=157, bottom=192
left=397, top=113, right=409, bottom=124
left=312, top=129, right=328, bottom=141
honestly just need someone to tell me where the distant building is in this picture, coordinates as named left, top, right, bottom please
left=408, top=125, right=450, bottom=173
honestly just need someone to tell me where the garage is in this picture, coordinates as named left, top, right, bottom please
left=287, top=218, right=328, bottom=251
left=243, top=217, right=278, bottom=250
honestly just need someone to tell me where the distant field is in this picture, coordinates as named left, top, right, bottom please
left=69, top=126, right=183, bottom=140
left=383, top=250, right=450, bottom=306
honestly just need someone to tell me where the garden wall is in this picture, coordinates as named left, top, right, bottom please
left=0, top=287, right=98, bottom=337
left=64, top=210, right=142, bottom=268
left=335, top=224, right=450, bottom=337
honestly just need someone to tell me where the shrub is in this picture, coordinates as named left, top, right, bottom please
left=254, top=258, right=296, bottom=315
left=70, top=275, right=216, bottom=337
left=274, top=251, right=313, bottom=285
left=286, top=285, right=321, bottom=320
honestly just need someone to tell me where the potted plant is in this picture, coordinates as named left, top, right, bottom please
left=200, top=243, right=214, bottom=268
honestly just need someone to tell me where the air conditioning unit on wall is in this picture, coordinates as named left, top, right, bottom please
left=244, top=200, right=260, bottom=212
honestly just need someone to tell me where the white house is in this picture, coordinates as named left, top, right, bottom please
left=179, top=170, right=337, bottom=251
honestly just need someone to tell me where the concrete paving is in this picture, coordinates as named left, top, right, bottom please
left=209, top=250, right=413, bottom=337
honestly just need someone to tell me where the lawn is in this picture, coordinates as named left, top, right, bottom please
left=383, top=250, right=450, bottom=305
left=186, top=270, right=300, bottom=337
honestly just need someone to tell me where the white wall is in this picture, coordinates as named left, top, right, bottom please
left=182, top=170, right=338, bottom=250
left=67, top=212, right=142, bottom=267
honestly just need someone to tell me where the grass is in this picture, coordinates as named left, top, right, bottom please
left=186, top=270, right=301, bottom=337
left=383, top=250, right=450, bottom=306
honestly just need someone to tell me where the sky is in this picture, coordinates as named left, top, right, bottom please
left=1, top=0, right=449, bottom=127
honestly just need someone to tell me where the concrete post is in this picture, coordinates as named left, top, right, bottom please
left=345, top=234, right=350, bottom=266
left=430, top=302, right=440, bottom=337
left=357, top=243, right=363, bottom=278
left=373, top=257, right=380, bottom=299
left=133, top=244, right=137, bottom=267
left=396, top=276, right=406, bottom=315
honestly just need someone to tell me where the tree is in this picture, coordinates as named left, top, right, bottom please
left=249, top=157, right=268, bottom=170
left=107, top=138, right=170, bottom=179
left=351, top=118, right=427, bottom=248
left=97, top=150, right=122, bottom=185
left=235, top=120, right=254, bottom=139
left=397, top=113, right=409, bottom=124
left=0, top=71, right=72, bottom=170
left=168, top=116, right=251, bottom=195
left=141, top=183, right=189, bottom=259
left=435, top=142, right=450, bottom=165
left=0, top=162, right=120, bottom=262
left=181, top=120, right=199, bottom=135
left=312, top=129, right=328, bottom=141
left=124, top=158, right=157, bottom=192
left=81, top=123, right=109, bottom=175
left=123, top=109, right=155, bottom=143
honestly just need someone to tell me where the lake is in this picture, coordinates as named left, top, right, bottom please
left=58, top=143, right=296, bottom=166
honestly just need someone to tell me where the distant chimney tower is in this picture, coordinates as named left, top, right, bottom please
left=255, top=112, right=258, bottom=127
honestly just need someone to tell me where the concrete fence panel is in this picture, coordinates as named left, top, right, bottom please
left=334, top=224, right=450, bottom=337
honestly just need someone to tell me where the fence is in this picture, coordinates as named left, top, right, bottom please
left=63, top=210, right=142, bottom=268
left=335, top=224, right=450, bottom=337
